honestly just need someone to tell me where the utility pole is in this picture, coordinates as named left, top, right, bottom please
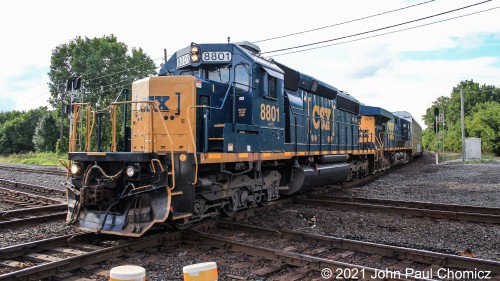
left=460, top=87, right=465, bottom=162
left=434, top=107, right=439, bottom=164
left=67, top=77, right=81, bottom=152
left=441, top=109, right=445, bottom=163
left=66, top=79, right=74, bottom=149
left=59, top=84, right=64, bottom=147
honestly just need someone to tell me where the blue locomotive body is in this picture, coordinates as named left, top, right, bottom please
left=65, top=41, right=422, bottom=236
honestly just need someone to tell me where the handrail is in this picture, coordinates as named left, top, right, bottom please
left=69, top=103, right=93, bottom=152
left=152, top=107, right=176, bottom=190
left=69, top=105, right=80, bottom=152
left=204, top=82, right=233, bottom=110
left=86, top=108, right=95, bottom=152
left=110, top=100, right=155, bottom=152
left=110, top=100, right=176, bottom=191
left=186, top=82, right=234, bottom=186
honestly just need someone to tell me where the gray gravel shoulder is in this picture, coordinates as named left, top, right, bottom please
left=0, top=164, right=66, bottom=190
left=246, top=205, right=499, bottom=261
left=0, top=164, right=74, bottom=247
left=0, top=220, right=81, bottom=248
left=241, top=153, right=500, bottom=261
left=339, top=153, right=500, bottom=208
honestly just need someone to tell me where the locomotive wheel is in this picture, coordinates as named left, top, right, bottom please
left=221, top=205, right=236, bottom=217
left=171, top=218, right=192, bottom=230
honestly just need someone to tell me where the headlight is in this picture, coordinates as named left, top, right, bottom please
left=126, top=165, right=137, bottom=177
left=70, top=163, right=81, bottom=175
left=190, top=43, right=200, bottom=63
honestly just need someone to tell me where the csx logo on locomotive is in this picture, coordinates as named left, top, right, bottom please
left=138, top=94, right=180, bottom=117
left=312, top=105, right=333, bottom=130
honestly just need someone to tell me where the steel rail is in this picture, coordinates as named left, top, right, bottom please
left=183, top=225, right=428, bottom=281
left=0, top=204, right=67, bottom=227
left=296, top=197, right=500, bottom=224
left=213, top=220, right=500, bottom=274
left=0, top=187, right=63, bottom=205
left=0, top=212, right=66, bottom=228
left=0, top=231, right=182, bottom=281
left=0, top=204, right=67, bottom=219
left=0, top=179, right=66, bottom=198
left=0, top=164, right=66, bottom=176
left=309, top=195, right=500, bottom=215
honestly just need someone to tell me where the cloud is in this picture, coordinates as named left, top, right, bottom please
left=342, top=56, right=500, bottom=127
left=0, top=0, right=499, bottom=124
left=454, top=33, right=489, bottom=50
left=0, top=65, right=50, bottom=111
left=4, top=66, right=48, bottom=92
left=0, top=97, right=16, bottom=112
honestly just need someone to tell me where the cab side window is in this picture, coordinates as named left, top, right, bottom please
left=262, top=67, right=282, bottom=100
left=234, top=64, right=250, bottom=93
left=267, top=75, right=277, bottom=99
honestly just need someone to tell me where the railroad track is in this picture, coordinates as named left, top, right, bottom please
left=0, top=187, right=63, bottom=207
left=5, top=158, right=495, bottom=280
left=185, top=220, right=500, bottom=280
left=0, top=200, right=291, bottom=280
left=0, top=179, right=66, bottom=199
left=0, top=164, right=66, bottom=177
left=0, top=204, right=67, bottom=228
left=0, top=231, right=182, bottom=281
left=297, top=195, right=500, bottom=224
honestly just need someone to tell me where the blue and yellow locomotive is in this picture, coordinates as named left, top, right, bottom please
left=65, top=41, right=422, bottom=236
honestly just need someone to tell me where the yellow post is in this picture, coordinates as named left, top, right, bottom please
left=85, top=104, right=91, bottom=151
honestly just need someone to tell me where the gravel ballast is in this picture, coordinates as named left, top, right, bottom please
left=1, top=154, right=498, bottom=280
left=0, top=164, right=66, bottom=191
left=345, top=153, right=500, bottom=207
left=246, top=153, right=500, bottom=261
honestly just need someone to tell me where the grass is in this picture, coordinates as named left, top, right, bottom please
left=0, top=152, right=67, bottom=166
left=428, top=151, right=500, bottom=164
left=464, top=158, right=500, bottom=165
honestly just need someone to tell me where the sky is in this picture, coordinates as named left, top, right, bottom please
left=1, top=0, right=499, bottom=128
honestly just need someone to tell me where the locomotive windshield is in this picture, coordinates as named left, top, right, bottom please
left=178, top=64, right=250, bottom=94
left=207, top=65, right=230, bottom=83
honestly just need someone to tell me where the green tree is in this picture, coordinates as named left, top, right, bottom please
left=465, top=102, right=500, bottom=155
left=422, top=96, right=450, bottom=129
left=33, top=113, right=59, bottom=152
left=0, top=108, right=48, bottom=154
left=47, top=35, right=157, bottom=151
left=422, top=80, right=500, bottom=155
left=422, top=128, right=435, bottom=151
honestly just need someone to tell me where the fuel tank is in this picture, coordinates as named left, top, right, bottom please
left=280, top=162, right=350, bottom=195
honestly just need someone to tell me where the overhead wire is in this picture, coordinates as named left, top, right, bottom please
left=269, top=5, right=500, bottom=57
left=8, top=91, right=55, bottom=111
left=253, top=0, right=436, bottom=43
left=5, top=1, right=497, bottom=112
left=82, top=56, right=163, bottom=83
left=261, top=0, right=493, bottom=55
